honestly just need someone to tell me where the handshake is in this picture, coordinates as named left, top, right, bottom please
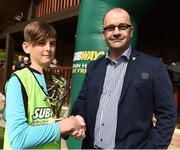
left=58, top=115, right=86, bottom=139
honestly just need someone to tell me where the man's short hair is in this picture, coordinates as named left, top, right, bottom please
left=24, top=21, right=57, bottom=44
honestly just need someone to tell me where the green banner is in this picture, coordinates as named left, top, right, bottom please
left=67, top=0, right=158, bottom=149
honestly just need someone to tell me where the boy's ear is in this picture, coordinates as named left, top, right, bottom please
left=22, top=42, right=30, bottom=54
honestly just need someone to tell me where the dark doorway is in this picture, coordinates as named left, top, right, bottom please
left=137, top=0, right=180, bottom=125
left=138, top=0, right=180, bottom=64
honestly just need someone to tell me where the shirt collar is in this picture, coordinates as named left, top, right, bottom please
left=105, top=46, right=132, bottom=64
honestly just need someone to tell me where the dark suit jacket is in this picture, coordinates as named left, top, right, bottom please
left=72, top=49, right=176, bottom=149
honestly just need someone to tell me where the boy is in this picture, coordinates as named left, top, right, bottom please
left=3, top=21, right=85, bottom=149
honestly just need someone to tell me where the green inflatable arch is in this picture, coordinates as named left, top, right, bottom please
left=67, top=0, right=158, bottom=148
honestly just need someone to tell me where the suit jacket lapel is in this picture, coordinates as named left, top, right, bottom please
left=119, top=50, right=140, bottom=105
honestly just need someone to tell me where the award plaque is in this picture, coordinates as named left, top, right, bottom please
left=43, top=69, right=69, bottom=123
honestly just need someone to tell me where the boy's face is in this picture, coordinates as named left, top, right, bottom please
left=23, top=38, right=56, bottom=68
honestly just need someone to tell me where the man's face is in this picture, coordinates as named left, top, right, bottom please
left=25, top=38, right=56, bottom=68
left=103, top=9, right=133, bottom=52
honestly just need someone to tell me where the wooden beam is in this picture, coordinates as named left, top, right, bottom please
left=0, top=5, right=79, bottom=40
left=27, top=0, right=36, bottom=21
left=0, top=22, right=28, bottom=40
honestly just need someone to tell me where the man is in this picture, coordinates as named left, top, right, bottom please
left=72, top=7, right=177, bottom=149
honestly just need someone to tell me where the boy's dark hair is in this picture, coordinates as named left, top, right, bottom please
left=24, top=21, right=57, bottom=44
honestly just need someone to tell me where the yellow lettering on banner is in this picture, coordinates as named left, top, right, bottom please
left=73, top=63, right=81, bottom=68
left=78, top=68, right=87, bottom=73
left=81, top=63, right=87, bottom=68
left=94, top=51, right=105, bottom=60
left=79, top=51, right=105, bottom=61
left=87, top=51, right=94, bottom=60
left=81, top=51, right=91, bottom=60
left=72, top=68, right=77, bottom=73
left=72, top=68, right=87, bottom=74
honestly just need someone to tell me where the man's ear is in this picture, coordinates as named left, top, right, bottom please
left=22, top=42, right=30, bottom=54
